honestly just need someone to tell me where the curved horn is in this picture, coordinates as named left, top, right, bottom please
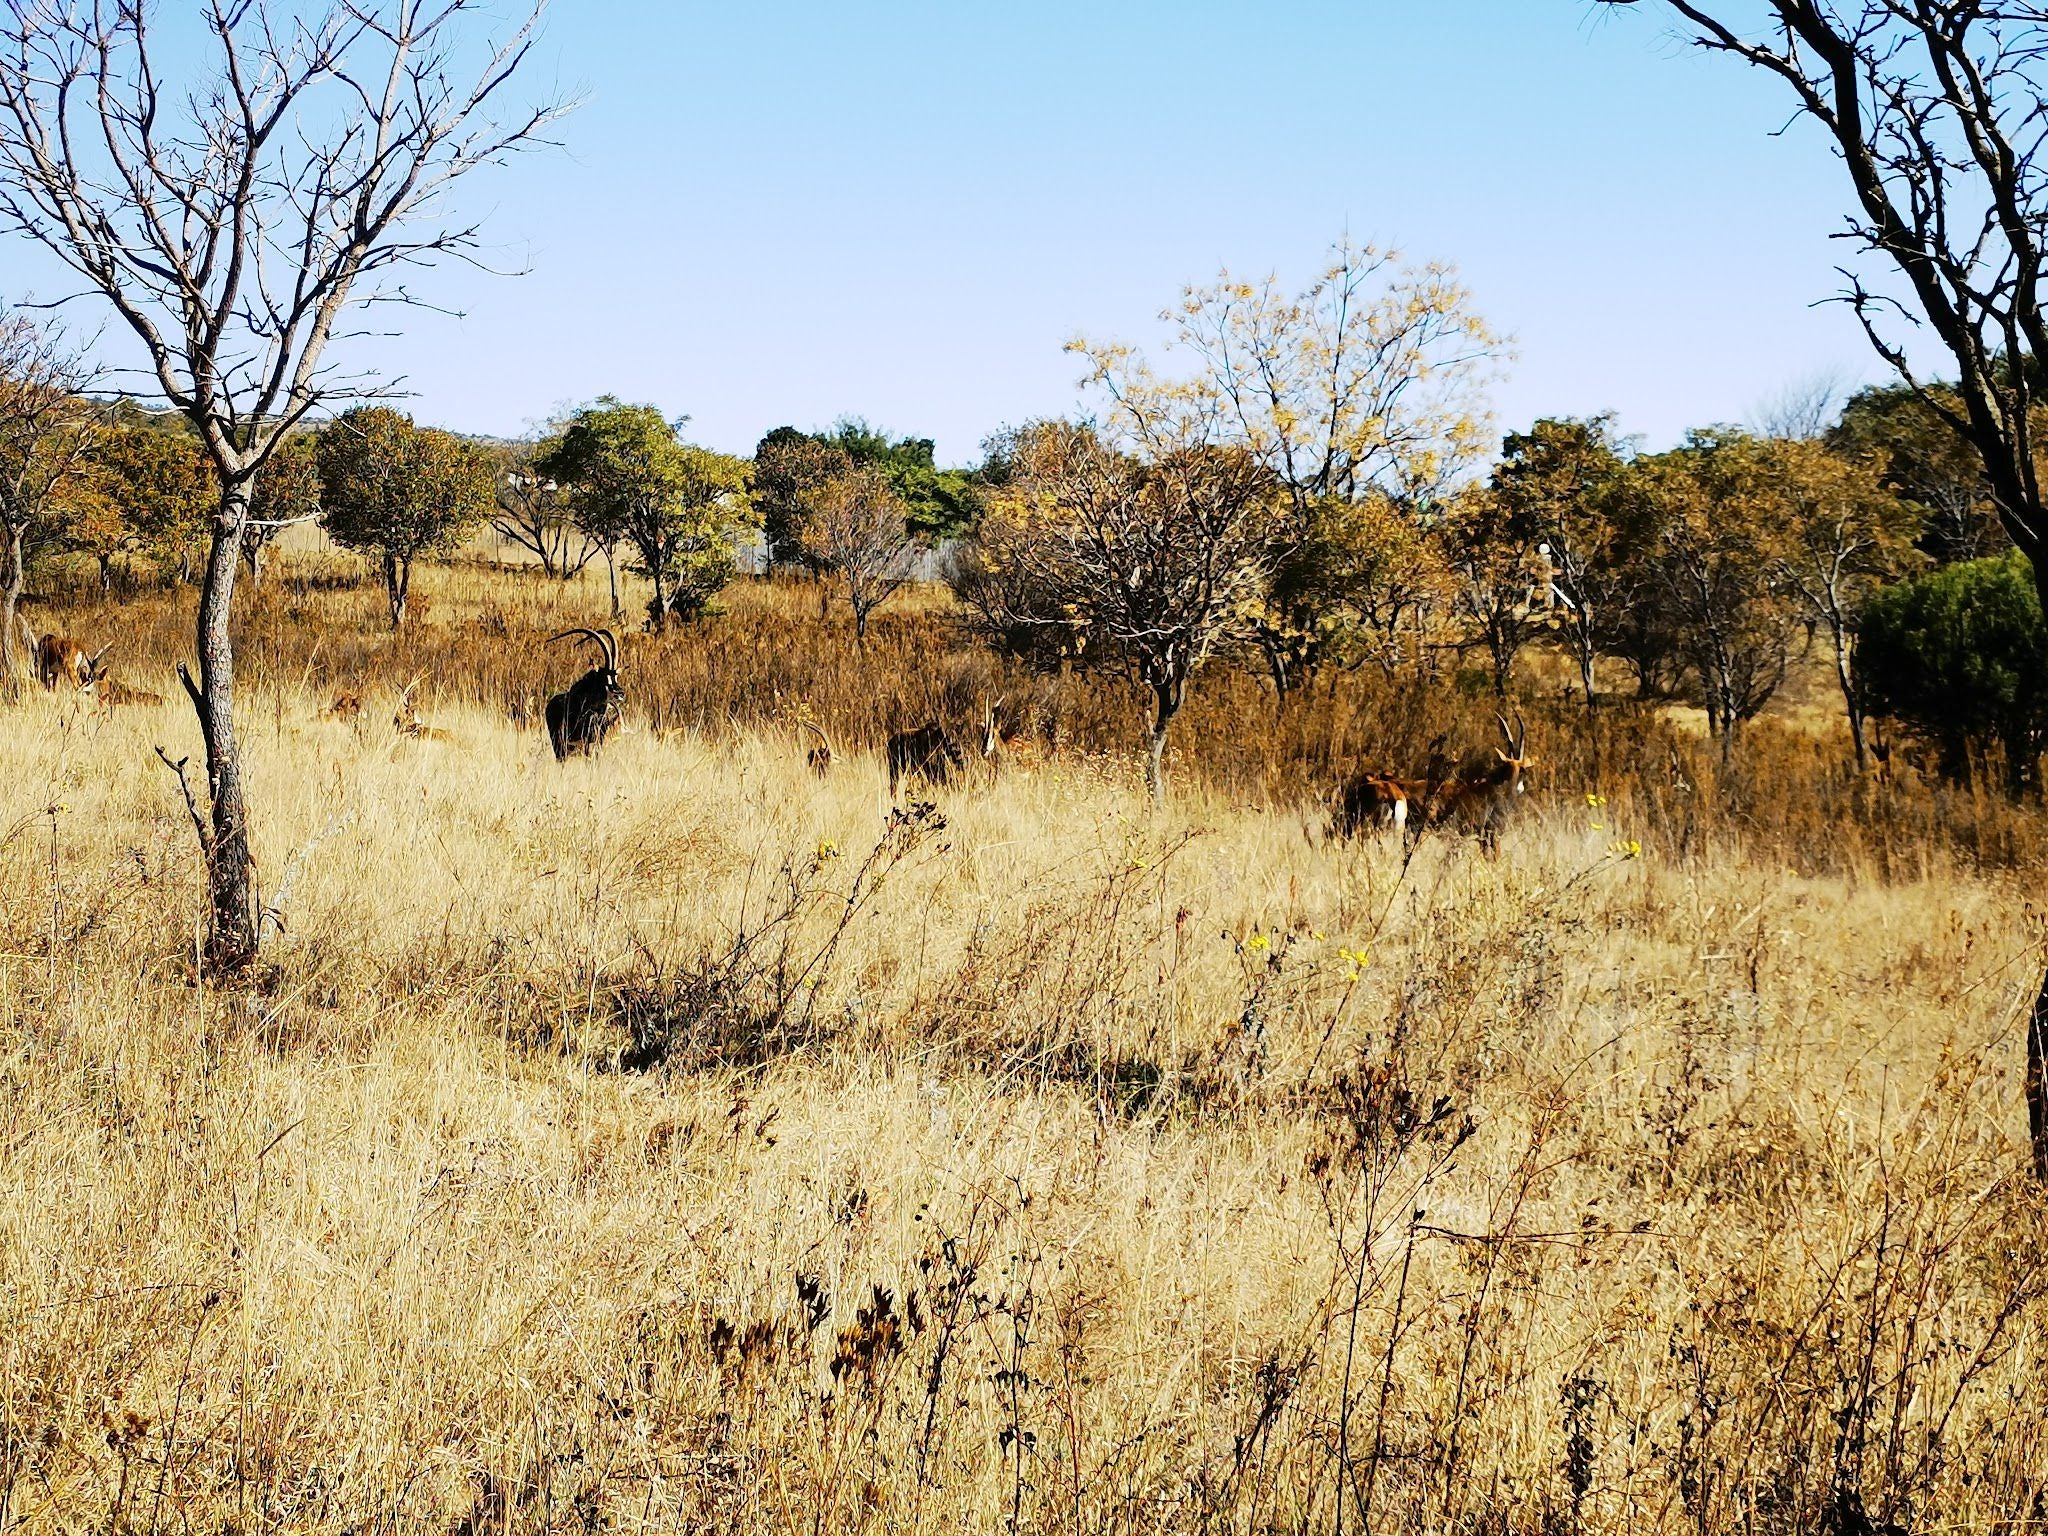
left=800, top=720, right=834, bottom=750
left=1514, top=710, right=1528, bottom=757
left=1494, top=711, right=1514, bottom=747
left=548, top=627, right=613, bottom=668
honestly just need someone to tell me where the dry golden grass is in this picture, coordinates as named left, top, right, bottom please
left=4, top=557, right=2048, bottom=1533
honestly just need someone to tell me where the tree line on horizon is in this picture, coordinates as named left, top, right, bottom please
left=3, top=264, right=2042, bottom=799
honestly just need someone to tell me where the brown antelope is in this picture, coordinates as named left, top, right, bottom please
left=321, top=690, right=364, bottom=722
left=985, top=698, right=1050, bottom=777
left=1423, top=712, right=1533, bottom=850
left=97, top=676, right=163, bottom=708
left=1332, top=771, right=1411, bottom=837
left=800, top=721, right=837, bottom=777
left=393, top=680, right=452, bottom=742
left=887, top=706, right=998, bottom=798
left=36, top=634, right=110, bottom=694
left=1667, top=744, right=1695, bottom=797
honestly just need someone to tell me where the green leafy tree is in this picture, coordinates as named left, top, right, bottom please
left=88, top=421, right=211, bottom=590
left=317, top=407, right=494, bottom=629
left=1859, top=553, right=2048, bottom=793
left=1489, top=416, right=1632, bottom=708
left=540, top=398, right=754, bottom=630
left=1612, top=431, right=1801, bottom=756
left=822, top=418, right=976, bottom=539
left=247, top=432, right=320, bottom=586
left=753, top=426, right=849, bottom=571
left=1830, top=385, right=2009, bottom=566
left=755, top=420, right=975, bottom=575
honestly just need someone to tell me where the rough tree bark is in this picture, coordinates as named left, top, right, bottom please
left=182, top=489, right=259, bottom=971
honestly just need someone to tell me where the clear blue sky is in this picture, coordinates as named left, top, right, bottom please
left=3, top=2, right=1918, bottom=464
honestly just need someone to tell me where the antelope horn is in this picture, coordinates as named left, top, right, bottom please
left=1514, top=710, right=1527, bottom=757
left=800, top=720, right=833, bottom=749
left=548, top=627, right=614, bottom=668
left=1495, top=711, right=1514, bottom=747
left=88, top=642, right=113, bottom=665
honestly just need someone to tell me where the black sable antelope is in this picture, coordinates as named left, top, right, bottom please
left=887, top=705, right=998, bottom=797
left=545, top=628, right=623, bottom=760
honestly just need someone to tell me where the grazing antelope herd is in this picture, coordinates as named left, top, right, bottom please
left=1334, top=712, right=1534, bottom=852
left=16, top=612, right=1544, bottom=850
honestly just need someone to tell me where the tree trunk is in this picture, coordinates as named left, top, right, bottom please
left=1145, top=684, right=1179, bottom=804
left=383, top=550, right=407, bottom=628
left=1832, top=626, right=1867, bottom=772
left=604, top=546, right=620, bottom=618
left=2029, top=974, right=2048, bottom=1183
left=1, top=522, right=28, bottom=698
left=188, top=487, right=260, bottom=976
left=853, top=598, right=869, bottom=645
left=98, top=552, right=113, bottom=593
left=648, top=557, right=670, bottom=634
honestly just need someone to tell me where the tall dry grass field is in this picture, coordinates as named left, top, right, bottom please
left=4, top=558, right=2047, bottom=1534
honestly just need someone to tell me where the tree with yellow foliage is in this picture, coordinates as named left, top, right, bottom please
left=1068, top=237, right=1503, bottom=696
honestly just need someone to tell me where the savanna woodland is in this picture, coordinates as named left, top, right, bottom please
left=4, top=3, right=2048, bottom=1533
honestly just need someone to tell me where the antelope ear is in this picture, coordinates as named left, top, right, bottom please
left=1495, top=747, right=1510, bottom=762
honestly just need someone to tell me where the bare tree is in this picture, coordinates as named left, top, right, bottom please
left=0, top=307, right=99, bottom=694
left=1751, top=369, right=1850, bottom=440
left=976, top=421, right=1289, bottom=800
left=0, top=2, right=561, bottom=973
left=799, top=462, right=918, bottom=643
left=1604, top=0, right=2048, bottom=1173
left=492, top=436, right=591, bottom=579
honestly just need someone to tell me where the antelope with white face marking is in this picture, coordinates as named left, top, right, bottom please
left=545, top=628, right=624, bottom=760
left=1423, top=712, right=1534, bottom=851
left=35, top=634, right=109, bottom=695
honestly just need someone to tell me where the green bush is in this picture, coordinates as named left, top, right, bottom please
left=1857, top=551, right=2048, bottom=792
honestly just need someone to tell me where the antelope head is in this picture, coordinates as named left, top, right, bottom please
left=1493, top=711, right=1532, bottom=794
left=549, top=626, right=621, bottom=696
